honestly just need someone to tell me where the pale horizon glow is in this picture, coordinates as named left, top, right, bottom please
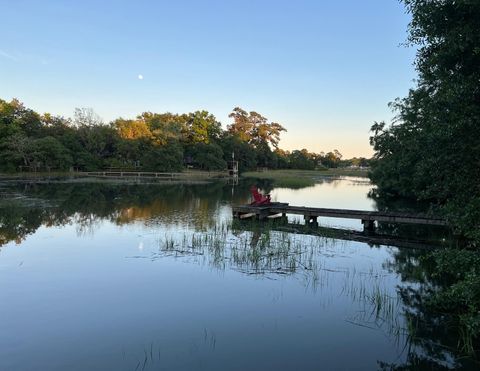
left=0, top=0, right=416, bottom=158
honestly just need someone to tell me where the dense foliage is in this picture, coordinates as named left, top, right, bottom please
left=369, top=0, right=480, bottom=246
left=0, top=100, right=356, bottom=173
left=369, top=0, right=480, bottom=355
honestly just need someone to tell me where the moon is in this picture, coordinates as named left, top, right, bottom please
left=137, top=74, right=144, bottom=80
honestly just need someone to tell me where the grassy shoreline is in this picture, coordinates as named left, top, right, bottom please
left=0, top=168, right=369, bottom=187
left=242, top=168, right=368, bottom=178
left=241, top=168, right=368, bottom=188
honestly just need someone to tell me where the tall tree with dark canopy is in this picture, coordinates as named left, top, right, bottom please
left=369, top=0, right=480, bottom=246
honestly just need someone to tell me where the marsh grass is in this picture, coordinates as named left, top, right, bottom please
left=157, top=221, right=323, bottom=276
left=332, top=255, right=414, bottom=349
left=242, top=168, right=368, bottom=188
left=124, top=342, right=162, bottom=371
left=152, top=220, right=419, bottom=350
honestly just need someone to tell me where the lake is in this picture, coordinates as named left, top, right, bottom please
left=0, top=177, right=475, bottom=370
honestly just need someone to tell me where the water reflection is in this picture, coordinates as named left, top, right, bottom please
left=0, top=181, right=251, bottom=246
left=0, top=179, right=477, bottom=370
left=0, top=178, right=377, bottom=247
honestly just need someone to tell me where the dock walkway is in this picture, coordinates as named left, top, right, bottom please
left=85, top=171, right=180, bottom=179
left=232, top=204, right=447, bottom=231
left=83, top=170, right=227, bottom=180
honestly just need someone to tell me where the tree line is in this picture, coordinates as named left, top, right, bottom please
left=0, top=99, right=367, bottom=173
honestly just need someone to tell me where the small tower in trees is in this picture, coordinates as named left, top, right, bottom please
left=228, top=152, right=239, bottom=177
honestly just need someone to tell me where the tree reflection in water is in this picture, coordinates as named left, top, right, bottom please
left=0, top=181, right=251, bottom=246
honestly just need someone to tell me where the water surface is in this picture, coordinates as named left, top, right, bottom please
left=0, top=178, right=475, bottom=370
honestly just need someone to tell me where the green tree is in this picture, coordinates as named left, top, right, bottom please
left=0, top=98, right=44, bottom=138
left=0, top=99, right=42, bottom=171
left=369, top=2, right=480, bottom=355
left=113, top=138, right=142, bottom=168
left=288, top=149, right=315, bottom=170
left=273, top=148, right=290, bottom=169
left=32, top=136, right=73, bottom=170
left=227, top=107, right=286, bottom=149
left=255, top=141, right=278, bottom=169
left=321, top=149, right=343, bottom=168
left=0, top=98, right=22, bottom=136
left=188, top=142, right=226, bottom=170
left=140, top=112, right=186, bottom=145
left=183, top=111, right=222, bottom=145
left=140, top=141, right=183, bottom=172
left=41, top=113, right=71, bottom=138
left=59, top=131, right=99, bottom=171
left=219, top=135, right=257, bottom=171
left=77, top=124, right=117, bottom=164
left=0, top=133, right=35, bottom=171
left=369, top=0, right=480, bottom=244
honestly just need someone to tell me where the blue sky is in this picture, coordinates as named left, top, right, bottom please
left=0, top=0, right=416, bottom=157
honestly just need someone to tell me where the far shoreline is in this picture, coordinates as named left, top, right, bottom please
left=0, top=168, right=368, bottom=186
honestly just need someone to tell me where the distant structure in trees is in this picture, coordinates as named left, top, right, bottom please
left=228, top=152, right=238, bottom=178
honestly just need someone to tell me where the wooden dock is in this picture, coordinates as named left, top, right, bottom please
left=83, top=170, right=228, bottom=180
left=232, top=204, right=447, bottom=231
left=84, top=171, right=187, bottom=179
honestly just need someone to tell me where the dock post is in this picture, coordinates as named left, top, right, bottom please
left=257, top=210, right=268, bottom=221
left=304, top=215, right=318, bottom=227
left=362, top=219, right=375, bottom=233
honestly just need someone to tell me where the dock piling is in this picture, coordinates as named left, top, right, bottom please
left=362, top=219, right=376, bottom=233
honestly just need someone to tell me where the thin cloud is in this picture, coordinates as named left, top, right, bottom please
left=0, top=50, right=50, bottom=65
left=0, top=49, right=18, bottom=61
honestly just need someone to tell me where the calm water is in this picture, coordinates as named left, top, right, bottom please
left=0, top=177, right=475, bottom=370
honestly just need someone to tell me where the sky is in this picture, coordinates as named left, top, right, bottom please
left=0, top=0, right=417, bottom=158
